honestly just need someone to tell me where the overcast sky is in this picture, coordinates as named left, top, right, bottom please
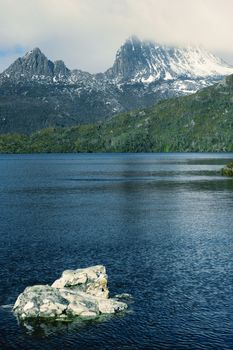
left=0, top=0, right=233, bottom=73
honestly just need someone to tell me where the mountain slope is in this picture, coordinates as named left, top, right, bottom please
left=106, top=36, right=233, bottom=83
left=1, top=74, right=233, bottom=153
left=0, top=36, right=233, bottom=135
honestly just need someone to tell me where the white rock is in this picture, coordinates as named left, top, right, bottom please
left=23, top=301, right=34, bottom=312
left=67, top=301, right=99, bottom=318
left=13, top=265, right=128, bottom=322
left=13, top=285, right=69, bottom=320
left=98, top=298, right=127, bottom=314
left=52, top=265, right=109, bottom=299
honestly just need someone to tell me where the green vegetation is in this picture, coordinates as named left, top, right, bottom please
left=221, top=162, right=233, bottom=177
left=0, top=75, right=233, bottom=153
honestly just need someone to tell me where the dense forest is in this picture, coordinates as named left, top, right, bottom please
left=0, top=75, right=233, bottom=153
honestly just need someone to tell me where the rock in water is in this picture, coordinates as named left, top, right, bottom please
left=13, top=285, right=69, bottom=320
left=221, top=162, right=233, bottom=177
left=52, top=265, right=109, bottom=298
left=13, top=265, right=128, bottom=321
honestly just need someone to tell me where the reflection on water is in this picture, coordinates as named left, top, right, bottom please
left=0, top=153, right=233, bottom=350
left=18, top=311, right=130, bottom=338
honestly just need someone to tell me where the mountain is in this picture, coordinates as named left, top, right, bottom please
left=106, top=36, right=233, bottom=83
left=1, top=74, right=233, bottom=153
left=0, top=36, right=233, bottom=134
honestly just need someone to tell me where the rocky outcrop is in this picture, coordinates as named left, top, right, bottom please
left=13, top=265, right=128, bottom=321
left=3, top=48, right=55, bottom=81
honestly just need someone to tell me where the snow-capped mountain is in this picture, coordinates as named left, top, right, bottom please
left=107, top=36, right=233, bottom=83
left=0, top=36, right=233, bottom=134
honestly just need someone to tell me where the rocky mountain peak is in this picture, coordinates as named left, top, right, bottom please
left=26, top=47, right=43, bottom=56
left=106, top=36, right=152, bottom=81
left=125, top=35, right=142, bottom=46
left=3, top=47, right=54, bottom=80
left=1, top=37, right=233, bottom=136
left=2, top=48, right=72, bottom=82
left=53, top=60, right=70, bottom=78
left=106, top=36, right=233, bottom=83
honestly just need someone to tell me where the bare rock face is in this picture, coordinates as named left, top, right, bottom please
left=13, top=285, right=69, bottom=320
left=13, top=265, right=128, bottom=321
left=52, top=265, right=109, bottom=298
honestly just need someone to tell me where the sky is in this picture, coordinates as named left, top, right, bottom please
left=0, top=0, right=233, bottom=73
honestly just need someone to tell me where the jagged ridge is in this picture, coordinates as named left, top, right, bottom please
left=106, top=36, right=233, bottom=83
left=0, top=36, right=233, bottom=134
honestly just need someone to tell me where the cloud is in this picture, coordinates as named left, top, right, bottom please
left=0, top=0, right=233, bottom=73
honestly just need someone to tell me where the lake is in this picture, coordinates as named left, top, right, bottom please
left=0, top=153, right=233, bottom=350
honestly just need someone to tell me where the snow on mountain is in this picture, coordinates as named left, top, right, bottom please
left=0, top=35, right=233, bottom=134
left=106, top=36, right=233, bottom=84
left=2, top=36, right=233, bottom=87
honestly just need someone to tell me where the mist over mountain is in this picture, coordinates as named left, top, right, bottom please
left=0, top=36, right=233, bottom=134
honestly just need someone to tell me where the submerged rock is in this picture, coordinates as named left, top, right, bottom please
left=114, top=293, right=133, bottom=300
left=221, top=162, right=233, bottom=177
left=13, top=265, right=128, bottom=321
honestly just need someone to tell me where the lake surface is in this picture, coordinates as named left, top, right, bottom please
left=0, top=153, right=233, bottom=350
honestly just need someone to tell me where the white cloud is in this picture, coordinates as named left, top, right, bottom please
left=0, top=0, right=233, bottom=73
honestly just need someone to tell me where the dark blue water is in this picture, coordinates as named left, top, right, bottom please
left=1, top=153, right=233, bottom=350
